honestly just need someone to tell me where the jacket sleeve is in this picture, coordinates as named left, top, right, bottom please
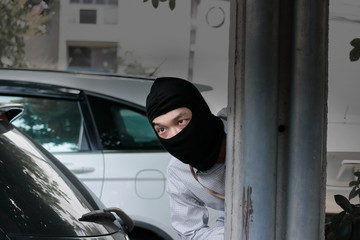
left=167, top=166, right=224, bottom=240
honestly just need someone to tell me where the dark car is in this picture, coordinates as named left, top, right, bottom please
left=0, top=103, right=133, bottom=240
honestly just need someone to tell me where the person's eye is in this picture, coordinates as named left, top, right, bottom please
left=155, top=127, right=166, bottom=135
left=178, top=119, right=190, bottom=127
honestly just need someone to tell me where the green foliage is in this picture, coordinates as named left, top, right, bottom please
left=143, top=0, right=176, bottom=10
left=350, top=38, right=360, bottom=62
left=0, top=0, right=54, bottom=68
left=326, top=171, right=360, bottom=240
left=0, top=0, right=28, bottom=68
left=349, top=171, right=360, bottom=200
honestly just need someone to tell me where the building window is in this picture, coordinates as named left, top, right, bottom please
left=70, top=0, right=118, bottom=5
left=108, top=0, right=118, bottom=5
left=68, top=47, right=91, bottom=68
left=79, top=9, right=97, bottom=24
left=67, top=43, right=117, bottom=73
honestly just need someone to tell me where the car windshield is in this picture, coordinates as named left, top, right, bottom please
left=0, top=120, right=116, bottom=237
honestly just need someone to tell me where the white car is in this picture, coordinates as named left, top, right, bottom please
left=0, top=69, right=212, bottom=240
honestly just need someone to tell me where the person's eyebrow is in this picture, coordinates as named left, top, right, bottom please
left=174, top=111, right=188, bottom=120
left=152, top=111, right=189, bottom=126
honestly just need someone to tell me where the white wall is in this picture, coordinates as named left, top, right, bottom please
left=328, top=0, right=360, bottom=151
left=58, top=1, right=190, bottom=79
left=58, top=0, right=230, bottom=114
left=192, top=0, right=230, bottom=113
left=326, top=0, right=360, bottom=213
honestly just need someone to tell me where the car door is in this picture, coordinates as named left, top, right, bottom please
left=0, top=90, right=105, bottom=197
left=87, top=94, right=176, bottom=238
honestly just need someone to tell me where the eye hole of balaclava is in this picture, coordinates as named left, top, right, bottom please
left=152, top=107, right=193, bottom=139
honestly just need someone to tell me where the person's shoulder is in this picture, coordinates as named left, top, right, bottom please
left=216, top=107, right=228, bottom=132
left=166, top=157, right=193, bottom=190
left=167, top=157, right=194, bottom=180
left=168, top=157, right=188, bottom=172
left=216, top=107, right=228, bottom=119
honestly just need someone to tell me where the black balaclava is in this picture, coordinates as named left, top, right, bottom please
left=146, top=77, right=225, bottom=171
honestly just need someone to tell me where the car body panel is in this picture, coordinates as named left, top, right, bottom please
left=54, top=152, right=105, bottom=197
left=101, top=151, right=171, bottom=224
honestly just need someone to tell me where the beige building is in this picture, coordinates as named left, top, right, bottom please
left=25, top=0, right=230, bottom=113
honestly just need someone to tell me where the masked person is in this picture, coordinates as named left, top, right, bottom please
left=146, top=77, right=227, bottom=240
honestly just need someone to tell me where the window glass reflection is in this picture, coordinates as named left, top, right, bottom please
left=0, top=96, right=88, bottom=152
left=0, top=126, right=108, bottom=236
left=87, top=95, right=162, bottom=150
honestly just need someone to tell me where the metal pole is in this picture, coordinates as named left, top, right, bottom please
left=226, top=0, right=280, bottom=239
left=225, top=0, right=328, bottom=239
left=286, top=0, right=328, bottom=239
